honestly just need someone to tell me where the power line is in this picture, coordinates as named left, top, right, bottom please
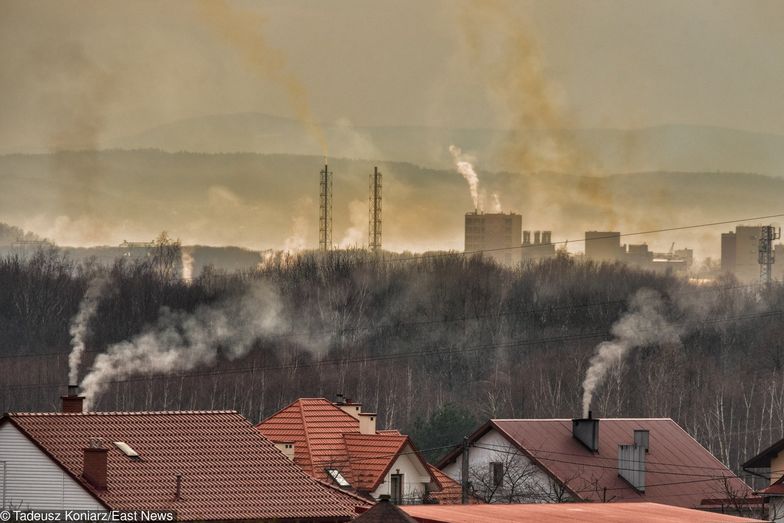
left=2, top=308, right=781, bottom=393
left=0, top=280, right=768, bottom=362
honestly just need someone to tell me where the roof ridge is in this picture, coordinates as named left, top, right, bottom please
left=8, top=410, right=241, bottom=416
left=298, top=399, right=316, bottom=475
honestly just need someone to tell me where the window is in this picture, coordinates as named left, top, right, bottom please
left=491, top=461, right=504, bottom=487
left=390, top=473, right=404, bottom=504
left=325, top=468, right=351, bottom=487
left=113, top=441, right=140, bottom=460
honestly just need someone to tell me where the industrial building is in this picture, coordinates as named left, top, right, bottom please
left=584, top=231, right=624, bottom=262
left=720, top=225, right=779, bottom=282
left=521, top=230, right=556, bottom=261
left=465, top=211, right=523, bottom=266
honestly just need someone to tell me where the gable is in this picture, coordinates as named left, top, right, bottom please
left=0, top=422, right=105, bottom=510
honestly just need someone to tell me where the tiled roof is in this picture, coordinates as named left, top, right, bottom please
left=438, top=418, right=755, bottom=509
left=257, top=398, right=451, bottom=499
left=3, top=411, right=361, bottom=521
left=401, top=502, right=760, bottom=522
left=426, top=464, right=474, bottom=504
left=353, top=499, right=418, bottom=522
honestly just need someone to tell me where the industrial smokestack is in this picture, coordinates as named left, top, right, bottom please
left=572, top=411, right=599, bottom=452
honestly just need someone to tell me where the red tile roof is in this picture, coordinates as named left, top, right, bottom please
left=438, top=418, right=755, bottom=509
left=401, top=502, right=760, bottom=522
left=426, top=464, right=476, bottom=504
left=257, top=398, right=447, bottom=499
left=3, top=410, right=362, bottom=521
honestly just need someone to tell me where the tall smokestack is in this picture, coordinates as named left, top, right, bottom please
left=319, top=163, right=332, bottom=251
left=62, top=385, right=85, bottom=413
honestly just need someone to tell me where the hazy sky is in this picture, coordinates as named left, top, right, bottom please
left=2, top=0, right=784, bottom=153
left=1, top=0, right=783, bottom=257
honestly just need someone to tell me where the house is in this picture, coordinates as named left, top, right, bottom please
left=742, top=437, right=784, bottom=521
left=437, top=415, right=758, bottom=514
left=256, top=397, right=463, bottom=504
left=0, top=391, right=369, bottom=521
left=401, top=502, right=761, bottom=522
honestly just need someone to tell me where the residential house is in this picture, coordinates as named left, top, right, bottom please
left=742, top=437, right=784, bottom=521
left=437, top=415, right=758, bottom=515
left=256, top=397, right=462, bottom=504
left=0, top=392, right=368, bottom=521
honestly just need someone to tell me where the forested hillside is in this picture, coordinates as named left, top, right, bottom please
left=1, top=248, right=782, bottom=478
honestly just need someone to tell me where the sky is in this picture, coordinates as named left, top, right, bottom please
left=0, top=0, right=783, bottom=256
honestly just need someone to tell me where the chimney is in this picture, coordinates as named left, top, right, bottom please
left=83, top=438, right=108, bottom=489
left=572, top=411, right=599, bottom=452
left=542, top=231, right=552, bottom=244
left=336, top=399, right=362, bottom=421
left=618, top=443, right=646, bottom=492
left=336, top=393, right=346, bottom=405
left=534, top=231, right=541, bottom=244
left=274, top=441, right=296, bottom=460
left=62, top=385, right=85, bottom=413
left=359, top=413, right=377, bottom=435
left=523, top=231, right=531, bottom=245
left=634, top=429, right=650, bottom=452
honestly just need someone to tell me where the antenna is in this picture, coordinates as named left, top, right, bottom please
left=368, top=166, right=382, bottom=252
left=759, top=225, right=781, bottom=287
left=319, top=163, right=332, bottom=251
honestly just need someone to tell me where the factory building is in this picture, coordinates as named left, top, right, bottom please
left=721, top=226, right=765, bottom=281
left=522, top=230, right=556, bottom=261
left=465, top=211, right=522, bottom=266
left=584, top=231, right=624, bottom=262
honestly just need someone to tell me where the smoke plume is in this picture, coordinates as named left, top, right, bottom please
left=449, top=144, right=481, bottom=210
left=581, top=288, right=680, bottom=417
left=68, top=277, right=110, bottom=385
left=79, top=282, right=287, bottom=410
left=180, top=248, right=194, bottom=281
left=195, top=0, right=328, bottom=157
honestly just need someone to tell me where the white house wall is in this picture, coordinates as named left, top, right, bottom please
left=0, top=423, right=104, bottom=510
left=441, top=427, right=572, bottom=503
left=370, top=444, right=431, bottom=502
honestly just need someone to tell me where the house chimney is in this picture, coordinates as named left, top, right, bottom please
left=62, top=385, right=85, bottom=413
left=274, top=441, right=296, bottom=460
left=336, top=399, right=362, bottom=421
left=618, top=443, right=646, bottom=491
left=359, top=413, right=377, bottom=435
left=634, top=429, right=650, bottom=452
left=83, top=438, right=108, bottom=489
left=572, top=411, right=599, bottom=452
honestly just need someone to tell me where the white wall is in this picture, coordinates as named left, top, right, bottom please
left=370, top=443, right=431, bottom=503
left=441, top=428, right=572, bottom=503
left=0, top=423, right=104, bottom=510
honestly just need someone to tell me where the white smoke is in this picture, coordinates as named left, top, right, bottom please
left=68, top=277, right=110, bottom=385
left=79, top=282, right=287, bottom=410
left=338, top=199, right=367, bottom=248
left=581, top=288, right=680, bottom=417
left=491, top=192, right=502, bottom=213
left=449, top=144, right=481, bottom=210
left=181, top=248, right=194, bottom=281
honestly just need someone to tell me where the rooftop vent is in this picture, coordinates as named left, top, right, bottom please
left=572, top=411, right=599, bottom=452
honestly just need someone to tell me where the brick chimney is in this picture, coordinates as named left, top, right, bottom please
left=83, top=438, right=108, bottom=489
left=62, top=385, right=85, bottom=413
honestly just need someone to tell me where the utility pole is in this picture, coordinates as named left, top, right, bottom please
left=759, top=225, right=781, bottom=287
left=319, top=164, right=332, bottom=251
left=461, top=436, right=470, bottom=504
left=368, top=166, right=382, bottom=252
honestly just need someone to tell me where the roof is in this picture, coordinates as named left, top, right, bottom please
left=426, top=464, right=478, bottom=504
left=401, top=502, right=760, bottom=522
left=353, top=499, right=418, bottom=523
left=759, top=475, right=784, bottom=497
left=437, top=418, right=754, bottom=509
left=2, top=410, right=361, bottom=521
left=257, top=398, right=437, bottom=495
left=742, top=437, right=784, bottom=469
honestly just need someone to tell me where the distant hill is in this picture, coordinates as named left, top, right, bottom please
left=98, top=112, right=784, bottom=176
left=0, top=149, right=782, bottom=261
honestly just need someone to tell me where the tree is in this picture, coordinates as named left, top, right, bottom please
left=410, top=403, right=476, bottom=463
